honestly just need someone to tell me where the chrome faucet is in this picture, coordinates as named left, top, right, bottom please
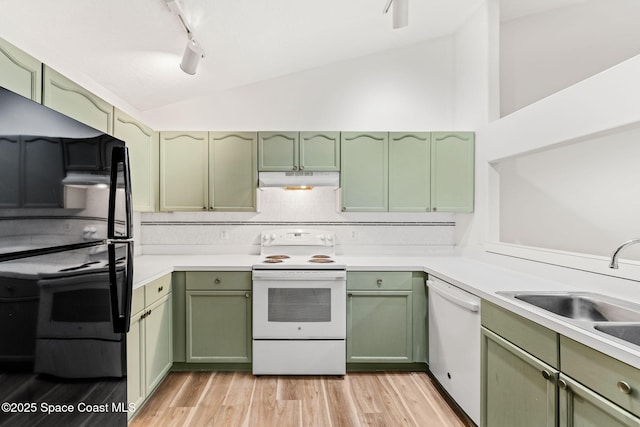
left=610, top=238, right=640, bottom=269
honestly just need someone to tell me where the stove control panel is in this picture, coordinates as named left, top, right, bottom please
left=260, top=229, right=335, bottom=247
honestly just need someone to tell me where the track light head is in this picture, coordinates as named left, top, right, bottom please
left=180, top=38, right=204, bottom=75
left=383, top=0, right=409, bottom=29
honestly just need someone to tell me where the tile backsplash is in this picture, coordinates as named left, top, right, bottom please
left=140, top=188, right=456, bottom=255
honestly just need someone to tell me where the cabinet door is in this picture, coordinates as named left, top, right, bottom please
left=0, top=136, right=21, bottom=207
left=186, top=291, right=252, bottom=363
left=299, top=131, right=340, bottom=171
left=258, top=132, right=298, bottom=171
left=341, top=132, right=388, bottom=212
left=389, top=132, right=431, bottom=211
left=431, top=132, right=474, bottom=212
left=144, top=295, right=172, bottom=394
left=347, top=291, right=412, bottom=363
left=209, top=132, right=257, bottom=211
left=22, top=137, right=63, bottom=208
left=559, top=374, right=640, bottom=427
left=114, top=109, right=159, bottom=212
left=159, top=131, right=209, bottom=211
left=126, top=310, right=145, bottom=419
left=481, top=327, right=558, bottom=427
left=42, top=65, right=113, bottom=134
left=0, top=37, right=42, bottom=102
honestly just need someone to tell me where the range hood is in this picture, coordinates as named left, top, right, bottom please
left=258, top=171, right=339, bottom=190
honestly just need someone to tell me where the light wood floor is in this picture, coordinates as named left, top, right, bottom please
left=129, top=371, right=471, bottom=427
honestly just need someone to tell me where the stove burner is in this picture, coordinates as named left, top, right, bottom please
left=311, top=255, right=331, bottom=259
left=263, top=259, right=284, bottom=264
left=308, top=258, right=335, bottom=263
left=266, top=255, right=290, bottom=259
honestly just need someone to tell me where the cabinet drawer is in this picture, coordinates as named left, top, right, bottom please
left=561, top=336, right=640, bottom=417
left=481, top=300, right=558, bottom=369
left=347, top=271, right=412, bottom=291
left=131, top=286, right=145, bottom=315
left=144, top=274, right=172, bottom=307
left=186, top=271, right=251, bottom=291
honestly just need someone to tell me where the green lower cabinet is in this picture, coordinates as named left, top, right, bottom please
left=559, top=374, right=640, bottom=427
left=481, top=327, right=558, bottom=427
left=186, top=290, right=252, bottom=363
left=144, top=294, right=173, bottom=393
left=347, top=290, right=413, bottom=363
left=126, top=288, right=146, bottom=419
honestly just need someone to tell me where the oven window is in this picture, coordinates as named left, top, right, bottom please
left=268, top=288, right=331, bottom=322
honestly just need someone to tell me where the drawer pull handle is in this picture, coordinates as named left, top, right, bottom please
left=245, top=293, right=250, bottom=298
left=558, top=379, right=568, bottom=390
left=158, top=286, right=163, bottom=292
left=214, top=278, right=221, bottom=284
left=541, top=370, right=552, bottom=381
left=376, top=279, right=383, bottom=287
left=618, top=381, right=632, bottom=395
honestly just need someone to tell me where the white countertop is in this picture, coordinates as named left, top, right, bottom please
left=133, top=253, right=640, bottom=369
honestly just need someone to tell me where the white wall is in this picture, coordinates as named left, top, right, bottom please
left=500, top=0, right=640, bottom=116
left=141, top=38, right=456, bottom=131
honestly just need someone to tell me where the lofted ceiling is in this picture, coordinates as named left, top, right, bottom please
left=0, top=0, right=585, bottom=113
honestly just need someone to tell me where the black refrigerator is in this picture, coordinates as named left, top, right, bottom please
left=0, top=87, right=133, bottom=426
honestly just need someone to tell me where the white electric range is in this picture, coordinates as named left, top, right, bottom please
left=252, top=229, right=346, bottom=375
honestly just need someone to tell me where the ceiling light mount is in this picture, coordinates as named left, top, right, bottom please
left=164, top=0, right=204, bottom=74
left=383, top=0, right=409, bottom=29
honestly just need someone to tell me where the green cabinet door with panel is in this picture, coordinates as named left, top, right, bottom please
left=42, top=65, right=113, bottom=134
left=481, top=327, right=558, bottom=427
left=299, top=131, right=340, bottom=171
left=144, top=279, right=173, bottom=394
left=431, top=132, right=474, bottom=212
left=559, top=374, right=640, bottom=427
left=341, top=132, right=388, bottom=212
left=159, top=131, right=209, bottom=211
left=114, top=109, right=159, bottom=212
left=126, top=287, right=146, bottom=419
left=0, top=37, right=42, bottom=102
left=389, top=132, right=431, bottom=212
left=209, top=132, right=257, bottom=211
left=185, top=272, right=252, bottom=364
left=346, top=272, right=413, bottom=363
left=258, top=132, right=299, bottom=171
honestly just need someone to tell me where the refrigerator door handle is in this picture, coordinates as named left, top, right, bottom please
left=108, top=242, right=134, bottom=334
left=107, top=146, right=133, bottom=240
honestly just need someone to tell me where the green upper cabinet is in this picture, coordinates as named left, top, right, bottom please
left=431, top=132, right=475, bottom=212
left=341, top=132, right=388, bottom=212
left=258, top=131, right=340, bottom=171
left=159, top=131, right=209, bottom=211
left=0, top=37, right=42, bottom=102
left=114, top=109, right=159, bottom=212
left=209, top=132, right=257, bottom=211
left=258, top=132, right=298, bottom=171
left=42, top=65, right=113, bottom=134
left=389, top=132, right=431, bottom=212
left=299, top=131, right=340, bottom=171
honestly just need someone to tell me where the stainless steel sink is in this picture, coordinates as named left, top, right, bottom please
left=514, top=293, right=640, bottom=322
left=497, top=291, right=640, bottom=322
left=594, top=324, right=640, bottom=347
left=497, top=291, right=640, bottom=350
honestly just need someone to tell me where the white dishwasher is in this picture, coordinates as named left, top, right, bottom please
left=427, top=276, right=480, bottom=425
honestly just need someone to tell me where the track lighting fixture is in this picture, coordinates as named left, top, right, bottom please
left=164, top=0, right=205, bottom=75
left=383, top=0, right=409, bottom=29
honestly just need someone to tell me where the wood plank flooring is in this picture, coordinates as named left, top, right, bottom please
left=130, top=371, right=470, bottom=427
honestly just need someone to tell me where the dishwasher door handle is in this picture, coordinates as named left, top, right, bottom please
left=427, top=280, right=480, bottom=312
